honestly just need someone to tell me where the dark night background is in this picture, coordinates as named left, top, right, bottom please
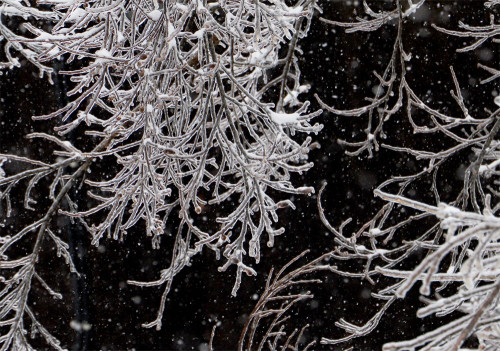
left=0, top=1, right=498, bottom=350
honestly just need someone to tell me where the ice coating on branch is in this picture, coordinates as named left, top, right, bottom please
left=0, top=0, right=319, bottom=343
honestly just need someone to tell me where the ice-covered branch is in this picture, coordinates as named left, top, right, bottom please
left=0, top=0, right=322, bottom=344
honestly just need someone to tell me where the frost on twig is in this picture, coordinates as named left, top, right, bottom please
left=238, top=250, right=337, bottom=351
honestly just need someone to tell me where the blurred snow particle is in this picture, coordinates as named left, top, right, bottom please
left=70, top=320, right=92, bottom=332
left=494, top=95, right=500, bottom=107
